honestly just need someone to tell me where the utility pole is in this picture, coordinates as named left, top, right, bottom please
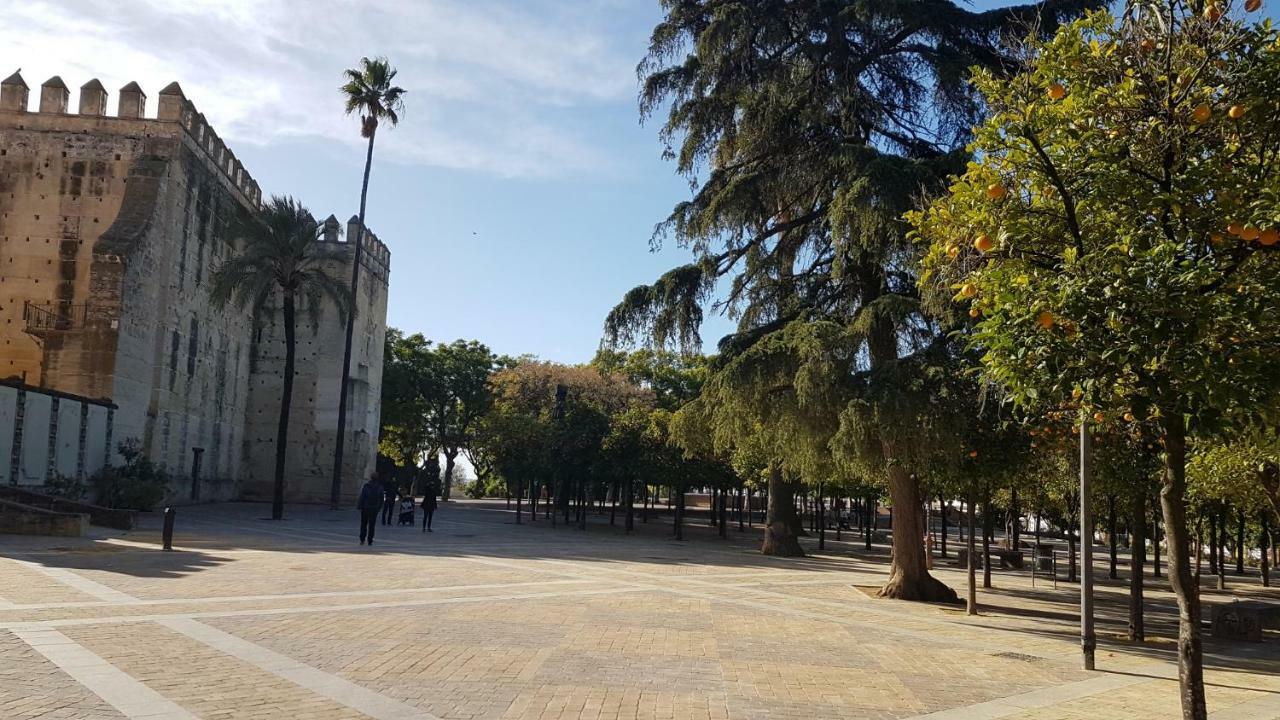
left=1080, top=420, right=1096, bottom=671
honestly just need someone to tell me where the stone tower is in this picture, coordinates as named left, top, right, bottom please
left=0, top=73, right=390, bottom=503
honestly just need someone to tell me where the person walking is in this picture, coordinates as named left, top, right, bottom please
left=381, top=479, right=398, bottom=525
left=357, top=475, right=383, bottom=545
left=422, top=483, right=438, bottom=533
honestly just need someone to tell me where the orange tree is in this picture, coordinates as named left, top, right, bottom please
left=909, top=2, right=1280, bottom=717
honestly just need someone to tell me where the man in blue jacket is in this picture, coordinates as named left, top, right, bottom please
left=357, top=475, right=384, bottom=545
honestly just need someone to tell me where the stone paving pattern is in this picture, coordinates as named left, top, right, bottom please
left=1, top=500, right=1278, bottom=719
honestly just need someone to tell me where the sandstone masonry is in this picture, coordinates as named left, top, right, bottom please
left=0, top=72, right=389, bottom=504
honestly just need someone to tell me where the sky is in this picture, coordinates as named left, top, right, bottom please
left=8, top=1, right=1275, bottom=364
left=2, top=0, right=725, bottom=363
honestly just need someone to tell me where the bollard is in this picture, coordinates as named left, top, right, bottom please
left=162, top=507, right=175, bottom=551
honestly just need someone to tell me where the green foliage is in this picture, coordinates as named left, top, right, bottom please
left=93, top=440, right=170, bottom=511
left=377, top=330, right=497, bottom=466
left=46, top=473, right=88, bottom=501
left=912, top=5, right=1280, bottom=435
left=1188, top=430, right=1280, bottom=520
left=208, top=195, right=353, bottom=328
left=341, top=56, right=405, bottom=137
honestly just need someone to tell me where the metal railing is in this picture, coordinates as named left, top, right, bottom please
left=22, top=301, right=116, bottom=333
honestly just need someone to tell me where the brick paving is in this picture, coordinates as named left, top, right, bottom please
left=0, top=499, right=1277, bottom=719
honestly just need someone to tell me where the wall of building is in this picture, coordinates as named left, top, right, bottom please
left=0, top=74, right=390, bottom=504
left=242, top=219, right=390, bottom=504
left=0, top=381, right=114, bottom=487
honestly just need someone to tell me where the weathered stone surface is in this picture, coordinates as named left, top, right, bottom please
left=0, top=498, right=86, bottom=535
left=0, top=76, right=389, bottom=505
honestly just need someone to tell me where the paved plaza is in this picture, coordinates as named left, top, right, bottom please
left=1, top=500, right=1277, bottom=720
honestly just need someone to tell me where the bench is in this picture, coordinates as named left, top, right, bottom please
left=1210, top=601, right=1280, bottom=642
left=955, top=547, right=1025, bottom=570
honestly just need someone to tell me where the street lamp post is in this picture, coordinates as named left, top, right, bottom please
left=1080, top=420, right=1096, bottom=671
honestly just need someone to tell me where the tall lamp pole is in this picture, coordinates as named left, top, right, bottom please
left=1080, top=418, right=1096, bottom=670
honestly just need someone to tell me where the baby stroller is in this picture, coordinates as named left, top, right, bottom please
left=396, top=496, right=415, bottom=526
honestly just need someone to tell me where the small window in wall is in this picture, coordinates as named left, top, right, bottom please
left=187, top=317, right=199, bottom=376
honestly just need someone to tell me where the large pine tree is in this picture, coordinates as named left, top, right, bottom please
left=608, top=0, right=1100, bottom=598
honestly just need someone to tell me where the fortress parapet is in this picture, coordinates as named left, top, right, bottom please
left=0, top=72, right=262, bottom=208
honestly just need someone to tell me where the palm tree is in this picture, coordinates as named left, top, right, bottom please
left=332, top=56, right=405, bottom=509
left=211, top=196, right=352, bottom=520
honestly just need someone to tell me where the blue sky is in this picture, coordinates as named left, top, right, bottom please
left=4, top=0, right=714, bottom=363
left=7, top=0, right=1275, bottom=363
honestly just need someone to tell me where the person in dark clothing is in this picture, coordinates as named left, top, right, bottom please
left=357, top=475, right=384, bottom=545
left=422, top=485, right=438, bottom=532
left=381, top=481, right=398, bottom=525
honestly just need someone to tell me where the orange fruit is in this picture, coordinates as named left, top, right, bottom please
left=1140, top=38, right=1156, bottom=52
left=1037, top=311, right=1055, bottom=329
left=1204, top=3, right=1223, bottom=21
left=1210, top=233, right=1224, bottom=244
left=1192, top=103, right=1212, bottom=123
left=1259, top=228, right=1279, bottom=246
left=1228, top=105, right=1247, bottom=119
left=1072, top=388, right=1083, bottom=400
left=974, top=234, right=994, bottom=252
left=986, top=183, right=1008, bottom=200
left=968, top=307, right=980, bottom=318
left=961, top=283, right=978, bottom=299
left=946, top=244, right=960, bottom=259
left=1123, top=412, right=1135, bottom=422
left=1047, top=83, right=1066, bottom=101
left=1246, top=0, right=1262, bottom=11
left=1227, top=221, right=1244, bottom=236
left=968, top=450, right=978, bottom=458
left=1242, top=225, right=1261, bottom=241
left=1093, top=412, right=1105, bottom=423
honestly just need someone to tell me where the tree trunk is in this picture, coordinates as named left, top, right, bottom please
left=1153, top=498, right=1162, bottom=578
left=876, top=459, right=956, bottom=601
left=1109, top=495, right=1119, bottom=580
left=1235, top=510, right=1245, bottom=576
left=271, top=290, right=297, bottom=520
left=331, top=126, right=377, bottom=509
left=818, top=495, right=826, bottom=551
left=1129, top=493, right=1146, bottom=642
left=442, top=450, right=457, bottom=501
left=674, top=485, right=685, bottom=540
left=738, top=487, right=745, bottom=532
left=625, top=476, right=635, bottom=533
left=761, top=465, right=804, bottom=556
left=1260, top=516, right=1270, bottom=588
left=864, top=494, right=874, bottom=550
left=1011, top=488, right=1020, bottom=550
left=982, top=496, right=993, bottom=589
left=1069, top=518, right=1077, bottom=583
left=939, top=495, right=948, bottom=557
left=966, top=488, right=977, bottom=615
left=1159, top=412, right=1207, bottom=720
left=1208, top=512, right=1219, bottom=576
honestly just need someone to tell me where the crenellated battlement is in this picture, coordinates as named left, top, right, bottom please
left=314, top=214, right=391, bottom=278
left=0, top=72, right=262, bottom=208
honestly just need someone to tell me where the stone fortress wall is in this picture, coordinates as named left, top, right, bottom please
left=0, top=72, right=389, bottom=504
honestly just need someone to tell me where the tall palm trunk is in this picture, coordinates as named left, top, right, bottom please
left=331, top=126, right=377, bottom=508
left=1159, top=411, right=1206, bottom=720
left=273, top=290, right=297, bottom=520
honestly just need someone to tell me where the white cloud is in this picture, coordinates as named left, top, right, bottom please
left=0, top=0, right=639, bottom=177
